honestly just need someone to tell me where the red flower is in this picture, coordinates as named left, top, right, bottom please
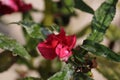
left=0, top=0, right=32, bottom=15
left=37, top=28, right=76, bottom=61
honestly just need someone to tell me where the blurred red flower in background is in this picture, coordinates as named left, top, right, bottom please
left=37, top=28, right=76, bottom=62
left=0, top=0, right=32, bottom=15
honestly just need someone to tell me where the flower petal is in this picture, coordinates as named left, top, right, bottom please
left=14, top=0, right=32, bottom=12
left=1, top=0, right=18, bottom=11
left=57, top=28, right=66, bottom=39
left=0, top=0, right=32, bottom=15
left=56, top=44, right=72, bottom=61
left=66, top=35, right=76, bottom=49
left=37, top=43, right=57, bottom=60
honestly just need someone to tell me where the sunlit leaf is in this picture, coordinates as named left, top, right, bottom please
left=87, top=0, right=118, bottom=42
left=81, top=40, right=120, bottom=62
left=0, top=33, right=31, bottom=60
left=74, top=0, right=94, bottom=14
left=48, top=64, right=73, bottom=80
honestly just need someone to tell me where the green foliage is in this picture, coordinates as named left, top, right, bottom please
left=47, top=0, right=119, bottom=79
left=0, top=51, right=17, bottom=72
left=61, top=0, right=74, bottom=14
left=38, top=59, right=62, bottom=80
left=20, top=77, right=42, bottom=80
left=0, top=0, right=119, bottom=79
left=0, top=33, right=31, bottom=60
left=15, top=21, right=44, bottom=39
left=82, top=40, right=120, bottom=62
left=22, top=11, right=33, bottom=21
left=87, top=0, right=118, bottom=42
left=97, top=57, right=120, bottom=80
left=48, top=64, right=73, bottom=80
left=25, top=37, right=39, bottom=57
left=73, top=72, right=93, bottom=80
left=74, top=0, right=94, bottom=14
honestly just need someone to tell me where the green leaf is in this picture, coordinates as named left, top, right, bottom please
left=87, top=0, right=118, bottom=42
left=21, top=77, right=42, bottom=80
left=73, top=72, right=93, bottom=80
left=81, top=40, right=120, bottom=62
left=0, top=33, right=31, bottom=60
left=74, top=0, right=94, bottom=14
left=22, top=11, right=33, bottom=21
left=14, top=21, right=43, bottom=39
left=62, top=0, right=75, bottom=14
left=0, top=51, right=17, bottom=72
left=97, top=57, right=120, bottom=80
left=48, top=64, right=73, bottom=80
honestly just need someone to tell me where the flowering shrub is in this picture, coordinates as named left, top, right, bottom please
left=37, top=28, right=76, bottom=61
left=0, top=0, right=32, bottom=15
left=0, top=0, right=120, bottom=80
